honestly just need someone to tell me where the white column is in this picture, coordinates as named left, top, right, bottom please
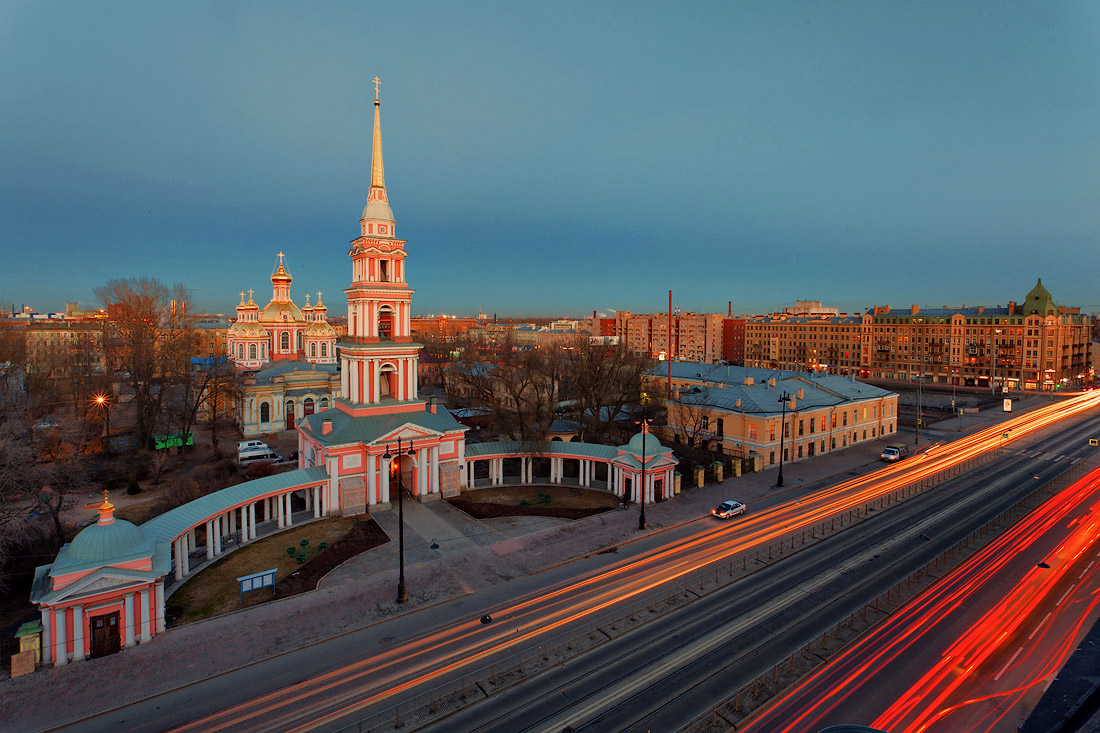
left=381, top=459, right=391, bottom=504
left=72, top=604, right=84, bottom=661
left=174, top=538, right=184, bottom=581
left=277, top=493, right=285, bottom=528
left=140, top=589, right=151, bottom=641
left=327, top=457, right=339, bottom=513
left=314, top=486, right=321, bottom=518
left=215, top=516, right=223, bottom=555
left=41, top=609, right=52, bottom=665
left=248, top=503, right=256, bottom=540
left=206, top=520, right=215, bottom=559
left=229, top=509, right=237, bottom=534
left=54, top=608, right=67, bottom=665
left=187, top=529, right=195, bottom=552
left=182, top=540, right=190, bottom=575
left=155, top=582, right=165, bottom=633
left=367, top=455, right=377, bottom=506
left=124, top=593, right=135, bottom=647
left=285, top=492, right=294, bottom=526
left=418, top=449, right=428, bottom=496
left=430, top=446, right=440, bottom=494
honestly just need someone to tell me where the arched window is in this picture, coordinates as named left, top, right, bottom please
left=237, top=344, right=244, bottom=360
left=249, top=343, right=257, bottom=359
left=260, top=402, right=270, bottom=422
left=297, top=331, right=304, bottom=351
left=320, top=397, right=329, bottom=408
left=310, top=343, right=316, bottom=357
left=320, top=343, right=327, bottom=357
left=281, top=331, right=290, bottom=350
left=261, top=343, right=266, bottom=358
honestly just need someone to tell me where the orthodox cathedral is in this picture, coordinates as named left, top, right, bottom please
left=227, top=255, right=340, bottom=435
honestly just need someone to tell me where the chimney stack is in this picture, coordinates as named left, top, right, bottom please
left=322, top=419, right=332, bottom=435
left=429, top=396, right=438, bottom=414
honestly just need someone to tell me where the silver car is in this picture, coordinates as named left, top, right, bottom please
left=712, top=500, right=747, bottom=519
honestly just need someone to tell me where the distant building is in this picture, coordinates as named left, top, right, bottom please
left=24, top=320, right=106, bottom=377
left=410, top=315, right=478, bottom=340
left=615, top=311, right=725, bottom=363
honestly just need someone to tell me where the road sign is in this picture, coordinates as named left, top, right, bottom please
left=1090, top=439, right=1098, bottom=446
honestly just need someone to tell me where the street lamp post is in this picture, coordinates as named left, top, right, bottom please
left=1046, top=369, right=1056, bottom=401
left=95, top=394, right=112, bottom=459
left=383, top=439, right=415, bottom=603
left=776, top=391, right=792, bottom=488
left=635, top=416, right=651, bottom=531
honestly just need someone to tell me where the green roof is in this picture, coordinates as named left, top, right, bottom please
left=140, top=466, right=330, bottom=545
left=299, top=401, right=466, bottom=446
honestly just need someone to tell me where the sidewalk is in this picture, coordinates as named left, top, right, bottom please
left=0, top=401, right=1034, bottom=731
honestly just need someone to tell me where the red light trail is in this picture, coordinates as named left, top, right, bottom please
left=172, top=394, right=1100, bottom=732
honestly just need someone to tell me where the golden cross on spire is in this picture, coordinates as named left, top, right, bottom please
left=277, top=251, right=285, bottom=266
left=248, top=288, right=254, bottom=301
left=373, top=76, right=381, bottom=100
left=316, top=290, right=322, bottom=302
left=239, top=291, right=245, bottom=304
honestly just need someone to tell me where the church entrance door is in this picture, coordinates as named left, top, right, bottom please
left=286, top=401, right=295, bottom=431
left=90, top=612, right=121, bottom=658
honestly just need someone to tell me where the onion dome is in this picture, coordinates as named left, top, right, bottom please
left=67, top=492, right=146, bottom=562
left=302, top=293, right=315, bottom=319
left=271, top=259, right=292, bottom=284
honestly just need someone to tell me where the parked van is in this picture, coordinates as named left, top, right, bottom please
left=880, top=443, right=909, bottom=462
left=239, top=448, right=280, bottom=465
left=238, top=440, right=268, bottom=453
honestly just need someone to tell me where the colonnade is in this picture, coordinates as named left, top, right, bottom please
left=464, top=456, right=612, bottom=492
left=43, top=583, right=164, bottom=666
left=171, top=484, right=326, bottom=583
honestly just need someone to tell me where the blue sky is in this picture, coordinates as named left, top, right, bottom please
left=2, top=1, right=1099, bottom=318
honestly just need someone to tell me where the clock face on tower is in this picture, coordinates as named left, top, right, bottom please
left=379, top=225, right=387, bottom=234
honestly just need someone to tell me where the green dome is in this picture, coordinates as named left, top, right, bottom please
left=626, top=432, right=664, bottom=455
left=67, top=517, right=146, bottom=562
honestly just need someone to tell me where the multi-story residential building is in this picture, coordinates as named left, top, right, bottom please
left=866, top=279, right=1091, bottom=391
left=722, top=317, right=746, bottom=365
left=615, top=311, right=725, bottom=363
left=24, top=320, right=106, bottom=377
left=410, top=315, right=479, bottom=340
left=650, top=362, right=898, bottom=469
left=744, top=313, right=865, bottom=375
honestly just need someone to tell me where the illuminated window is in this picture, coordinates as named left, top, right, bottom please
left=748, top=424, right=757, bottom=439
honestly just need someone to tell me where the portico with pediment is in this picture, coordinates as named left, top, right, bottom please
left=30, top=495, right=170, bottom=665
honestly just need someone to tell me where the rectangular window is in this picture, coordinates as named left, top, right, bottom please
left=749, top=424, right=757, bottom=440
left=798, top=420, right=804, bottom=436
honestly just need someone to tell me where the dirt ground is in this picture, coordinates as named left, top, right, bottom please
left=448, top=486, right=620, bottom=520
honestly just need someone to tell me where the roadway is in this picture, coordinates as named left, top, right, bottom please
left=741, top=463, right=1100, bottom=733
left=56, top=393, right=1100, bottom=732
left=419, top=412, right=1100, bottom=733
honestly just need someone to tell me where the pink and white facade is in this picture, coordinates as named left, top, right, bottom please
left=296, top=91, right=468, bottom=511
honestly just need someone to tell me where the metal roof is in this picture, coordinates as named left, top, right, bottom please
left=140, top=466, right=330, bottom=545
left=298, top=403, right=466, bottom=446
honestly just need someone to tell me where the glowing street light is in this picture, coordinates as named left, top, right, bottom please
left=383, top=439, right=415, bottom=603
left=94, top=393, right=112, bottom=459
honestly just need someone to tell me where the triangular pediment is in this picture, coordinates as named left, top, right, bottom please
left=370, top=422, right=444, bottom=446
left=53, top=568, right=151, bottom=603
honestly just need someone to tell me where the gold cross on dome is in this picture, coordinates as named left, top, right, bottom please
left=248, top=288, right=254, bottom=301
left=373, top=76, right=381, bottom=100
left=277, top=251, right=285, bottom=266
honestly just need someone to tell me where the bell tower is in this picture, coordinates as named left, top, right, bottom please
left=337, top=81, right=422, bottom=415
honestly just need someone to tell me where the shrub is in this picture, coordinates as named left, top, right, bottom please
left=104, top=477, right=119, bottom=493
left=299, top=539, right=309, bottom=548
left=126, top=478, right=141, bottom=495
left=286, top=547, right=296, bottom=557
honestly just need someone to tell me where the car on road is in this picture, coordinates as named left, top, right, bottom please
left=712, top=500, right=747, bottom=519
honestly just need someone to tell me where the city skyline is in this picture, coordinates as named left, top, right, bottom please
left=4, top=2, right=1100, bottom=317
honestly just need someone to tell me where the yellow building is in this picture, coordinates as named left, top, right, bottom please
left=652, top=361, right=899, bottom=470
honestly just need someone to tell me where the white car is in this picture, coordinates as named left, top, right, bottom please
left=712, top=500, right=747, bottom=519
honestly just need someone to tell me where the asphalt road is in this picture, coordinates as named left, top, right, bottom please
left=53, top=399, right=1100, bottom=733
left=418, top=414, right=1100, bottom=733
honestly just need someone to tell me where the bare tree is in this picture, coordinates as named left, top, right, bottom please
left=447, top=343, right=560, bottom=441
left=562, top=343, right=654, bottom=444
left=95, top=278, right=195, bottom=450
left=667, top=385, right=713, bottom=448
